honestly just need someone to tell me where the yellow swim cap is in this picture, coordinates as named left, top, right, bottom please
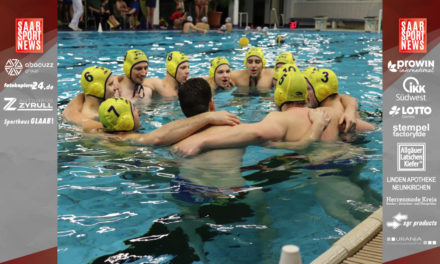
left=274, top=64, right=307, bottom=109
left=276, top=36, right=285, bottom=44
left=273, top=63, right=299, bottom=81
left=80, top=66, right=112, bottom=99
left=275, top=52, right=295, bottom=69
left=307, top=68, right=338, bottom=103
left=166, top=51, right=189, bottom=78
left=123, top=49, right=148, bottom=80
left=244, top=47, right=266, bottom=68
left=238, top=37, right=249, bottom=47
left=209, top=57, right=230, bottom=79
left=98, top=97, right=135, bottom=132
left=302, top=66, right=319, bottom=80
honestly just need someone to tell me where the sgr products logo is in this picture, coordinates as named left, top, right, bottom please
left=389, top=105, right=432, bottom=118
left=399, top=18, right=426, bottom=53
left=387, top=60, right=434, bottom=73
left=15, top=18, right=43, bottom=53
left=393, top=123, right=430, bottom=138
left=396, top=77, right=426, bottom=102
left=4, top=59, right=23, bottom=76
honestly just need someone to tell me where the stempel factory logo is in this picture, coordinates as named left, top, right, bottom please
left=399, top=18, right=427, bottom=53
left=15, top=18, right=43, bottom=53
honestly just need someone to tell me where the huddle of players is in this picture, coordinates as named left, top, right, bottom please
left=61, top=47, right=374, bottom=151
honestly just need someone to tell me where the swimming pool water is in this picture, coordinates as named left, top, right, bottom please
left=57, top=29, right=382, bottom=263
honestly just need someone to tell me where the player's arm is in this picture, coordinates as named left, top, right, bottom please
left=123, top=111, right=240, bottom=145
left=339, top=94, right=359, bottom=133
left=175, top=112, right=286, bottom=155
left=267, top=109, right=330, bottom=150
left=61, top=93, right=103, bottom=130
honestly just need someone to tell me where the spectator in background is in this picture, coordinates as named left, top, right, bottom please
left=145, top=0, right=156, bottom=29
left=130, top=0, right=141, bottom=28
left=68, top=0, right=83, bottom=31
left=194, top=0, right=202, bottom=22
left=116, top=0, right=136, bottom=29
left=87, top=0, right=104, bottom=29
left=175, top=0, right=184, bottom=10
left=63, top=0, right=73, bottom=26
left=201, top=0, right=210, bottom=21
left=102, top=0, right=120, bottom=29
left=170, top=7, right=187, bottom=29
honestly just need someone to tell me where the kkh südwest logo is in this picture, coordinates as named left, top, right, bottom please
left=389, top=105, right=431, bottom=118
left=399, top=18, right=427, bottom=53
left=387, top=60, right=434, bottom=73
left=4, top=59, right=23, bottom=76
left=15, top=18, right=43, bottom=53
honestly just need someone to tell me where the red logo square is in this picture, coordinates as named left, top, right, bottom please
left=399, top=18, right=427, bottom=53
left=15, top=18, right=43, bottom=53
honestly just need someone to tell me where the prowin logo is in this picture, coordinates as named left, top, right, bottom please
left=4, top=59, right=23, bottom=76
left=388, top=60, right=434, bottom=73
left=389, top=105, right=432, bottom=118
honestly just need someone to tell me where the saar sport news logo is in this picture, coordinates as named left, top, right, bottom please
left=395, top=77, right=426, bottom=102
left=399, top=18, right=426, bottom=53
left=389, top=105, right=431, bottom=118
left=15, top=18, right=43, bottom=53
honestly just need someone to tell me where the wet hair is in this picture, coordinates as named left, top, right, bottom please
left=178, top=78, right=212, bottom=117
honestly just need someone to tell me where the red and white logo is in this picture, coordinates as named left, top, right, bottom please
left=399, top=18, right=426, bottom=53
left=15, top=18, right=43, bottom=53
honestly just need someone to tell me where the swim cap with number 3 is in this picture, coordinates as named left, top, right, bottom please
left=307, top=68, right=338, bottom=103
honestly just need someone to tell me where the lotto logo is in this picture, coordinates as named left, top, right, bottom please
left=15, top=18, right=43, bottom=53
left=399, top=18, right=426, bottom=53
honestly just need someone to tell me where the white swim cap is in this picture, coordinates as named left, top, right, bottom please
left=245, top=26, right=250, bottom=31
left=187, top=16, right=193, bottom=22
left=262, top=26, right=268, bottom=32
left=202, top=17, right=208, bottom=23
left=220, top=25, right=226, bottom=31
left=225, top=17, right=231, bottom=23
left=256, top=26, right=262, bottom=32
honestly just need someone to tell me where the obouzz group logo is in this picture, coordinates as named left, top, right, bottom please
left=4, top=59, right=23, bottom=76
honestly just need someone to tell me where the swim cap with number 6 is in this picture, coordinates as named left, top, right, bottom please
left=80, top=66, right=112, bottom=99
left=274, top=64, right=306, bottom=108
